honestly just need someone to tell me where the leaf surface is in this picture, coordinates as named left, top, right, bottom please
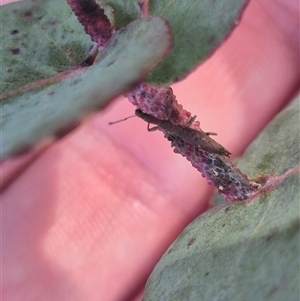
left=104, top=0, right=249, bottom=84
left=144, top=96, right=300, bottom=301
left=0, top=0, right=172, bottom=159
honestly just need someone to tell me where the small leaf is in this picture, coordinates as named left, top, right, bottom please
left=0, top=0, right=172, bottom=159
left=148, top=0, right=249, bottom=84
left=144, top=96, right=300, bottom=301
left=104, top=0, right=249, bottom=84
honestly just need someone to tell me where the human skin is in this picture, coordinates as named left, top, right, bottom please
left=1, top=0, right=299, bottom=300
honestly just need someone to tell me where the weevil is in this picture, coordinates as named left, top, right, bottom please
left=135, top=109, right=231, bottom=157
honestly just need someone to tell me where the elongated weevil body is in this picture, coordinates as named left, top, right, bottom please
left=135, top=109, right=231, bottom=157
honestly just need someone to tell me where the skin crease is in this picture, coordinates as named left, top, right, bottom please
left=1, top=0, right=299, bottom=300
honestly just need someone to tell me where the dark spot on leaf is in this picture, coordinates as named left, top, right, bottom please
left=204, top=272, right=209, bottom=276
left=224, top=207, right=230, bottom=213
left=7, top=69, right=13, bottom=73
left=24, top=11, right=32, bottom=18
left=71, top=30, right=74, bottom=33
left=106, top=60, right=115, bottom=67
left=208, top=36, right=216, bottom=45
left=37, top=16, right=43, bottom=20
left=11, top=29, right=19, bottom=35
left=266, top=234, right=274, bottom=242
left=50, top=20, right=57, bottom=26
left=167, top=248, right=173, bottom=254
left=48, top=91, right=55, bottom=96
left=12, top=48, right=20, bottom=55
left=187, top=238, right=196, bottom=247
left=222, top=223, right=226, bottom=227
left=267, top=285, right=280, bottom=298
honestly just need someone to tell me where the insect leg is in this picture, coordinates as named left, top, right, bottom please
left=205, top=132, right=217, bottom=136
left=185, top=115, right=197, bottom=127
left=147, top=123, right=160, bottom=132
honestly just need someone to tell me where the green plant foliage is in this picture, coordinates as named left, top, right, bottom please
left=144, top=97, right=300, bottom=301
left=0, top=0, right=172, bottom=159
left=104, top=0, right=249, bottom=84
left=104, top=0, right=140, bottom=30
left=1, top=0, right=102, bottom=94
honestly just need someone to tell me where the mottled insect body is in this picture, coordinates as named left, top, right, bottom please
left=136, top=108, right=260, bottom=201
left=135, top=109, right=231, bottom=157
left=171, top=138, right=260, bottom=201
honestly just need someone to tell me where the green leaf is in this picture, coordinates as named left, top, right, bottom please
left=1, top=0, right=91, bottom=94
left=0, top=0, right=172, bottom=159
left=104, top=0, right=141, bottom=30
left=144, top=96, right=300, bottom=301
left=104, top=0, right=249, bottom=84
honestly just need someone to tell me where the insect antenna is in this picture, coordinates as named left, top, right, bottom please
left=108, top=115, right=136, bottom=125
